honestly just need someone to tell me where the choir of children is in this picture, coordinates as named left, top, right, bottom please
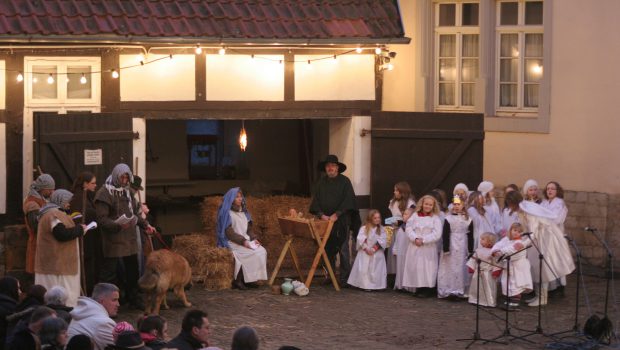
left=345, top=179, right=573, bottom=311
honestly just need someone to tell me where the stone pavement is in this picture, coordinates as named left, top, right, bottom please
left=118, top=274, right=619, bottom=349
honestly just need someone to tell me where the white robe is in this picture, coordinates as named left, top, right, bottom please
left=500, top=208, right=520, bottom=238
left=402, top=213, right=442, bottom=288
left=437, top=214, right=472, bottom=298
left=347, top=226, right=387, bottom=290
left=228, top=210, right=268, bottom=283
left=484, top=200, right=502, bottom=234
left=386, top=199, right=415, bottom=274
left=540, top=197, right=569, bottom=289
left=492, top=237, right=533, bottom=297
left=393, top=223, right=414, bottom=292
left=467, top=247, right=498, bottom=307
left=467, top=207, right=495, bottom=249
left=519, top=201, right=575, bottom=284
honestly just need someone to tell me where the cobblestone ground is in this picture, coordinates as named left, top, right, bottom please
left=119, top=274, right=619, bottom=349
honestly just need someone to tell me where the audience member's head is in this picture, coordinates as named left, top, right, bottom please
left=91, top=283, right=120, bottom=317
left=181, top=309, right=210, bottom=345
left=231, top=326, right=259, bottom=350
left=138, top=315, right=168, bottom=341
left=38, top=316, right=68, bottom=347
left=26, top=284, right=47, bottom=305
left=0, top=276, right=20, bottom=301
left=65, top=334, right=94, bottom=350
left=278, top=347, right=301, bottom=350
left=44, top=286, right=69, bottom=306
left=28, top=306, right=56, bottom=333
left=113, top=331, right=146, bottom=350
left=113, top=321, right=135, bottom=342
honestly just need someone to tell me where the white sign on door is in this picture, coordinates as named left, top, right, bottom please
left=84, top=149, right=103, bottom=165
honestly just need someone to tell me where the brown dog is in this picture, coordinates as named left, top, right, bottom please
left=138, top=249, right=192, bottom=314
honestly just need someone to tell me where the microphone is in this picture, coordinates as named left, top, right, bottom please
left=522, top=232, right=533, bottom=236
left=584, top=227, right=597, bottom=232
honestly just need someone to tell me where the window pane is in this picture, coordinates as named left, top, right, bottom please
left=462, top=3, right=479, bottom=26
left=525, top=34, right=543, bottom=57
left=500, top=84, right=517, bottom=107
left=67, top=66, right=92, bottom=99
left=525, top=1, right=543, bottom=25
left=500, top=2, right=518, bottom=25
left=439, top=4, right=456, bottom=26
left=32, top=66, right=57, bottom=99
left=462, top=83, right=475, bottom=106
left=500, top=34, right=519, bottom=57
left=439, top=34, right=456, bottom=57
left=524, top=84, right=539, bottom=107
left=525, top=59, right=543, bottom=82
left=462, top=59, right=479, bottom=82
left=439, top=59, right=456, bottom=81
left=439, top=83, right=455, bottom=105
left=462, top=34, right=479, bottom=57
left=500, top=59, right=518, bottom=82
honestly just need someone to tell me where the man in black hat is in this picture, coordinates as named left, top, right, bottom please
left=309, top=154, right=357, bottom=286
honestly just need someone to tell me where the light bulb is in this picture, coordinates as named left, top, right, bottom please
left=386, top=63, right=394, bottom=71
left=356, top=47, right=363, bottom=54
left=239, top=126, right=247, bottom=151
left=333, top=55, right=337, bottom=60
left=136, top=54, right=145, bottom=63
left=375, top=47, right=382, bottom=55
left=47, top=74, right=54, bottom=84
left=33, top=77, right=38, bottom=84
left=111, top=70, right=119, bottom=79
left=219, top=47, right=226, bottom=55
left=80, top=74, right=87, bottom=84
left=195, top=45, right=202, bottom=54
left=16, top=73, right=23, bottom=82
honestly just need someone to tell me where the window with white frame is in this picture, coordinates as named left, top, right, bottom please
left=496, top=0, right=543, bottom=114
left=434, top=2, right=480, bottom=110
left=25, top=57, right=101, bottom=106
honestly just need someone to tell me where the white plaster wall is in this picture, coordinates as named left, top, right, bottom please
left=295, top=55, right=375, bottom=101
left=120, top=54, right=195, bottom=101
left=0, top=61, right=5, bottom=110
left=206, top=55, right=284, bottom=101
left=133, top=118, right=146, bottom=198
left=484, top=0, right=620, bottom=193
left=0, top=123, right=5, bottom=214
left=329, top=116, right=372, bottom=196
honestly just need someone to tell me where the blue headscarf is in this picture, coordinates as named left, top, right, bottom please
left=216, top=187, right=252, bottom=248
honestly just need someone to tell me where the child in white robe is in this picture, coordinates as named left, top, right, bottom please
left=403, top=195, right=443, bottom=297
left=467, top=191, right=495, bottom=248
left=393, top=207, right=416, bottom=292
left=386, top=182, right=416, bottom=276
left=478, top=181, right=502, bottom=235
left=492, top=223, right=533, bottom=310
left=467, top=232, right=498, bottom=307
left=437, top=196, right=474, bottom=298
left=500, top=190, right=523, bottom=238
left=347, top=210, right=387, bottom=290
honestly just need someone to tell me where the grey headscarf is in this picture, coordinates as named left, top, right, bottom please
left=104, top=163, right=134, bottom=212
left=27, top=174, right=55, bottom=200
left=38, top=189, right=73, bottom=219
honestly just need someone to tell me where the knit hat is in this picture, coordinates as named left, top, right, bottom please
left=113, top=322, right=135, bottom=342
left=523, top=179, right=539, bottom=195
left=112, top=331, right=149, bottom=350
left=453, top=183, right=469, bottom=195
left=477, top=181, right=494, bottom=196
left=32, top=174, right=55, bottom=191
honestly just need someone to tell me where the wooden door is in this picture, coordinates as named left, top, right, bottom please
left=370, top=112, right=484, bottom=217
left=34, top=112, right=137, bottom=190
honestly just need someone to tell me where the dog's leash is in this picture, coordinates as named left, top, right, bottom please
left=149, top=229, right=171, bottom=250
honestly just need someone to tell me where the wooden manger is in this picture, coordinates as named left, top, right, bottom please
left=268, top=216, right=340, bottom=291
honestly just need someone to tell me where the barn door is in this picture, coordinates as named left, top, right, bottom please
left=34, top=112, right=138, bottom=190
left=370, top=112, right=484, bottom=217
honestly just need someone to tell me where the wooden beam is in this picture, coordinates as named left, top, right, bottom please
left=39, top=131, right=137, bottom=143
left=371, top=129, right=484, bottom=140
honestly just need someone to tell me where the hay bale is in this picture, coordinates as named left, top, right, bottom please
left=201, top=195, right=267, bottom=234
left=172, top=234, right=234, bottom=291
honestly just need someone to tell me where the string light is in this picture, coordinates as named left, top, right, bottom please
left=111, top=69, right=119, bottom=79
left=33, top=77, right=38, bottom=84
left=333, top=55, right=337, bottom=60
left=356, top=47, right=363, bottom=54
left=218, top=47, right=226, bottom=55
left=195, top=45, right=202, bottom=55
left=251, top=54, right=255, bottom=60
left=136, top=54, right=145, bottom=64
left=16, top=72, right=23, bottom=82
left=80, top=73, right=87, bottom=84
left=375, top=47, right=382, bottom=55
left=47, top=74, right=54, bottom=84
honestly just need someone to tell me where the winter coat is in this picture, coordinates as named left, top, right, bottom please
left=0, top=294, right=17, bottom=350
left=165, top=331, right=205, bottom=350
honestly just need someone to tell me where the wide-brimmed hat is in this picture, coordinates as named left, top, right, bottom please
left=111, top=331, right=150, bottom=350
left=130, top=175, right=144, bottom=191
left=317, top=154, right=347, bottom=173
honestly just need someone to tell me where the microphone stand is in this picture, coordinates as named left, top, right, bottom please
left=551, top=235, right=585, bottom=338
left=589, top=228, right=613, bottom=323
left=456, top=255, right=506, bottom=348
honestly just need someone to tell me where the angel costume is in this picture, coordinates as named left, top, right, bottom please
left=500, top=208, right=520, bottom=238
left=467, top=246, right=498, bottom=307
left=402, top=213, right=442, bottom=289
left=467, top=207, right=495, bottom=249
left=492, top=236, right=533, bottom=297
left=347, top=226, right=387, bottom=290
left=519, top=201, right=575, bottom=305
left=437, top=213, right=473, bottom=298
left=386, top=199, right=415, bottom=274
left=393, top=220, right=414, bottom=292
left=541, top=197, right=569, bottom=290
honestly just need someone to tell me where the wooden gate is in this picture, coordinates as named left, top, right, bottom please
left=34, top=112, right=137, bottom=190
left=370, top=112, right=484, bottom=217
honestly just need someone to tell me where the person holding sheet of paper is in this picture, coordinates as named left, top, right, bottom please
left=35, top=189, right=87, bottom=307
left=216, top=187, right=267, bottom=290
left=95, top=163, right=154, bottom=310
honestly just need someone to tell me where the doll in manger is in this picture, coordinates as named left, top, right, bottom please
left=467, top=232, right=499, bottom=307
